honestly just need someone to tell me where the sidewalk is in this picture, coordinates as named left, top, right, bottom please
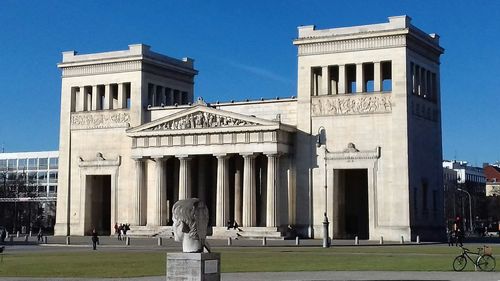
left=0, top=271, right=499, bottom=281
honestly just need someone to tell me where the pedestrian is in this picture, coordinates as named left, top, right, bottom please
left=233, top=221, right=239, bottom=230
left=114, top=223, right=119, bottom=235
left=91, top=228, right=99, bottom=250
left=226, top=220, right=233, bottom=230
left=0, top=228, right=6, bottom=243
left=446, top=226, right=453, bottom=246
left=37, top=228, right=43, bottom=242
left=117, top=224, right=122, bottom=240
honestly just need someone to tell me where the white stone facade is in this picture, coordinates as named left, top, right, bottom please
left=55, top=16, right=444, bottom=241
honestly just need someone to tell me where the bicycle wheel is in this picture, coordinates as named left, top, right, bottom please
left=453, top=255, right=467, bottom=271
left=477, top=255, right=496, bottom=272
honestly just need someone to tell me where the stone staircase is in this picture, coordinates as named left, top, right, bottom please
left=127, top=225, right=173, bottom=238
left=211, top=226, right=286, bottom=239
left=128, top=225, right=286, bottom=239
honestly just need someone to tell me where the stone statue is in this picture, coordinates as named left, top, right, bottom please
left=172, top=198, right=210, bottom=253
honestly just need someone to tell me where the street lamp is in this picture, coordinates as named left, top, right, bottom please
left=457, top=188, right=473, bottom=232
left=317, top=127, right=329, bottom=248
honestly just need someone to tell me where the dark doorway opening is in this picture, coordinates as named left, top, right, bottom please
left=335, top=169, right=369, bottom=239
left=87, top=175, right=111, bottom=235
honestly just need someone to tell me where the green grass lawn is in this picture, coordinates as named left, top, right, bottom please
left=0, top=245, right=497, bottom=277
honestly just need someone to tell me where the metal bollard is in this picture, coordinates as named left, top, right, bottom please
left=66, top=236, right=70, bottom=245
left=157, top=237, right=162, bottom=246
left=227, top=237, right=232, bottom=246
left=44, top=236, right=48, bottom=244
left=29, top=231, right=32, bottom=237
left=24, top=235, right=29, bottom=242
left=400, top=235, right=404, bottom=244
left=125, top=236, right=130, bottom=246
left=5, top=231, right=8, bottom=237
left=17, top=231, right=20, bottom=238
left=416, top=235, right=420, bottom=244
left=295, top=236, right=300, bottom=246
left=262, top=237, right=267, bottom=246
left=354, top=236, right=359, bottom=245
left=379, top=236, right=384, bottom=245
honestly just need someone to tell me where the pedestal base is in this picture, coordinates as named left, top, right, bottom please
left=167, top=252, right=221, bottom=281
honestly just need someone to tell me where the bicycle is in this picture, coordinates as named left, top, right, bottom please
left=452, top=246, right=496, bottom=271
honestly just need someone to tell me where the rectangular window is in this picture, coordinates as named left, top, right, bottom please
left=38, top=172, right=47, bottom=184
left=49, top=158, right=58, bottom=169
left=381, top=61, right=392, bottom=91
left=311, top=67, right=322, bottom=96
left=28, top=158, right=37, bottom=170
left=148, top=83, right=155, bottom=106
left=18, top=159, right=26, bottom=170
left=7, top=159, right=16, bottom=170
left=0, top=159, right=6, bottom=169
left=329, top=65, right=339, bottom=95
left=49, top=172, right=58, bottom=183
left=363, top=62, right=374, bottom=92
left=39, top=158, right=48, bottom=170
left=38, top=186, right=47, bottom=194
left=124, top=82, right=131, bottom=109
left=346, top=64, right=356, bottom=93
left=49, top=185, right=57, bottom=193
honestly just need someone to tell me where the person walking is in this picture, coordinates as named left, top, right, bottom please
left=91, top=228, right=99, bottom=250
left=37, top=228, right=43, bottom=242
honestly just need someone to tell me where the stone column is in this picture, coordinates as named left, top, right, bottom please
left=133, top=158, right=144, bottom=225
left=117, top=83, right=127, bottom=109
left=422, top=69, right=427, bottom=98
left=104, top=84, right=113, bottom=110
left=77, top=86, right=87, bottom=112
left=91, top=85, right=99, bottom=110
left=338, top=65, right=346, bottom=94
left=215, top=155, right=230, bottom=227
left=321, top=66, right=329, bottom=95
left=242, top=154, right=257, bottom=227
left=147, top=157, right=167, bottom=226
left=374, top=62, right=382, bottom=92
left=266, top=154, right=280, bottom=227
left=178, top=156, right=192, bottom=200
left=356, top=63, right=364, bottom=93
left=234, top=165, right=243, bottom=225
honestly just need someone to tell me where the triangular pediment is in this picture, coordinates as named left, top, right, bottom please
left=127, top=104, right=283, bottom=134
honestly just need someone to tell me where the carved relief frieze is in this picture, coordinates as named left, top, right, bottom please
left=298, top=35, right=406, bottom=56
left=71, top=111, right=130, bottom=129
left=148, top=111, right=257, bottom=131
left=312, top=94, right=392, bottom=116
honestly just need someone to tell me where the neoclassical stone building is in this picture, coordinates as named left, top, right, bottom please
left=55, top=16, right=445, bottom=241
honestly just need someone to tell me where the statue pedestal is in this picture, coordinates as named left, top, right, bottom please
left=167, top=252, right=221, bottom=281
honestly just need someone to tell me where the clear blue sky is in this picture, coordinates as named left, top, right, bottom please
left=0, top=1, right=499, bottom=165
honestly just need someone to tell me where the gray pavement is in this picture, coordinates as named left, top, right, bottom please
left=0, top=271, right=499, bottom=281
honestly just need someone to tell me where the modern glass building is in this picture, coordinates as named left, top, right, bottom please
left=0, top=151, right=58, bottom=233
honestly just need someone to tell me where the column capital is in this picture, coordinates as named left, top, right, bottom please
left=264, top=152, right=282, bottom=158
left=240, top=152, right=257, bottom=158
left=131, top=156, right=144, bottom=161
left=214, top=153, right=229, bottom=159
left=176, top=155, right=192, bottom=160
left=151, top=155, right=170, bottom=161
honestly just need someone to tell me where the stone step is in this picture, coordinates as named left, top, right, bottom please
left=211, top=227, right=285, bottom=239
left=127, top=226, right=173, bottom=237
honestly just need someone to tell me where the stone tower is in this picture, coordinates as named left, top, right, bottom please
left=293, top=16, right=444, bottom=240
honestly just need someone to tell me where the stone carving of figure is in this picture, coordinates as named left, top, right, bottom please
left=172, top=198, right=210, bottom=253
